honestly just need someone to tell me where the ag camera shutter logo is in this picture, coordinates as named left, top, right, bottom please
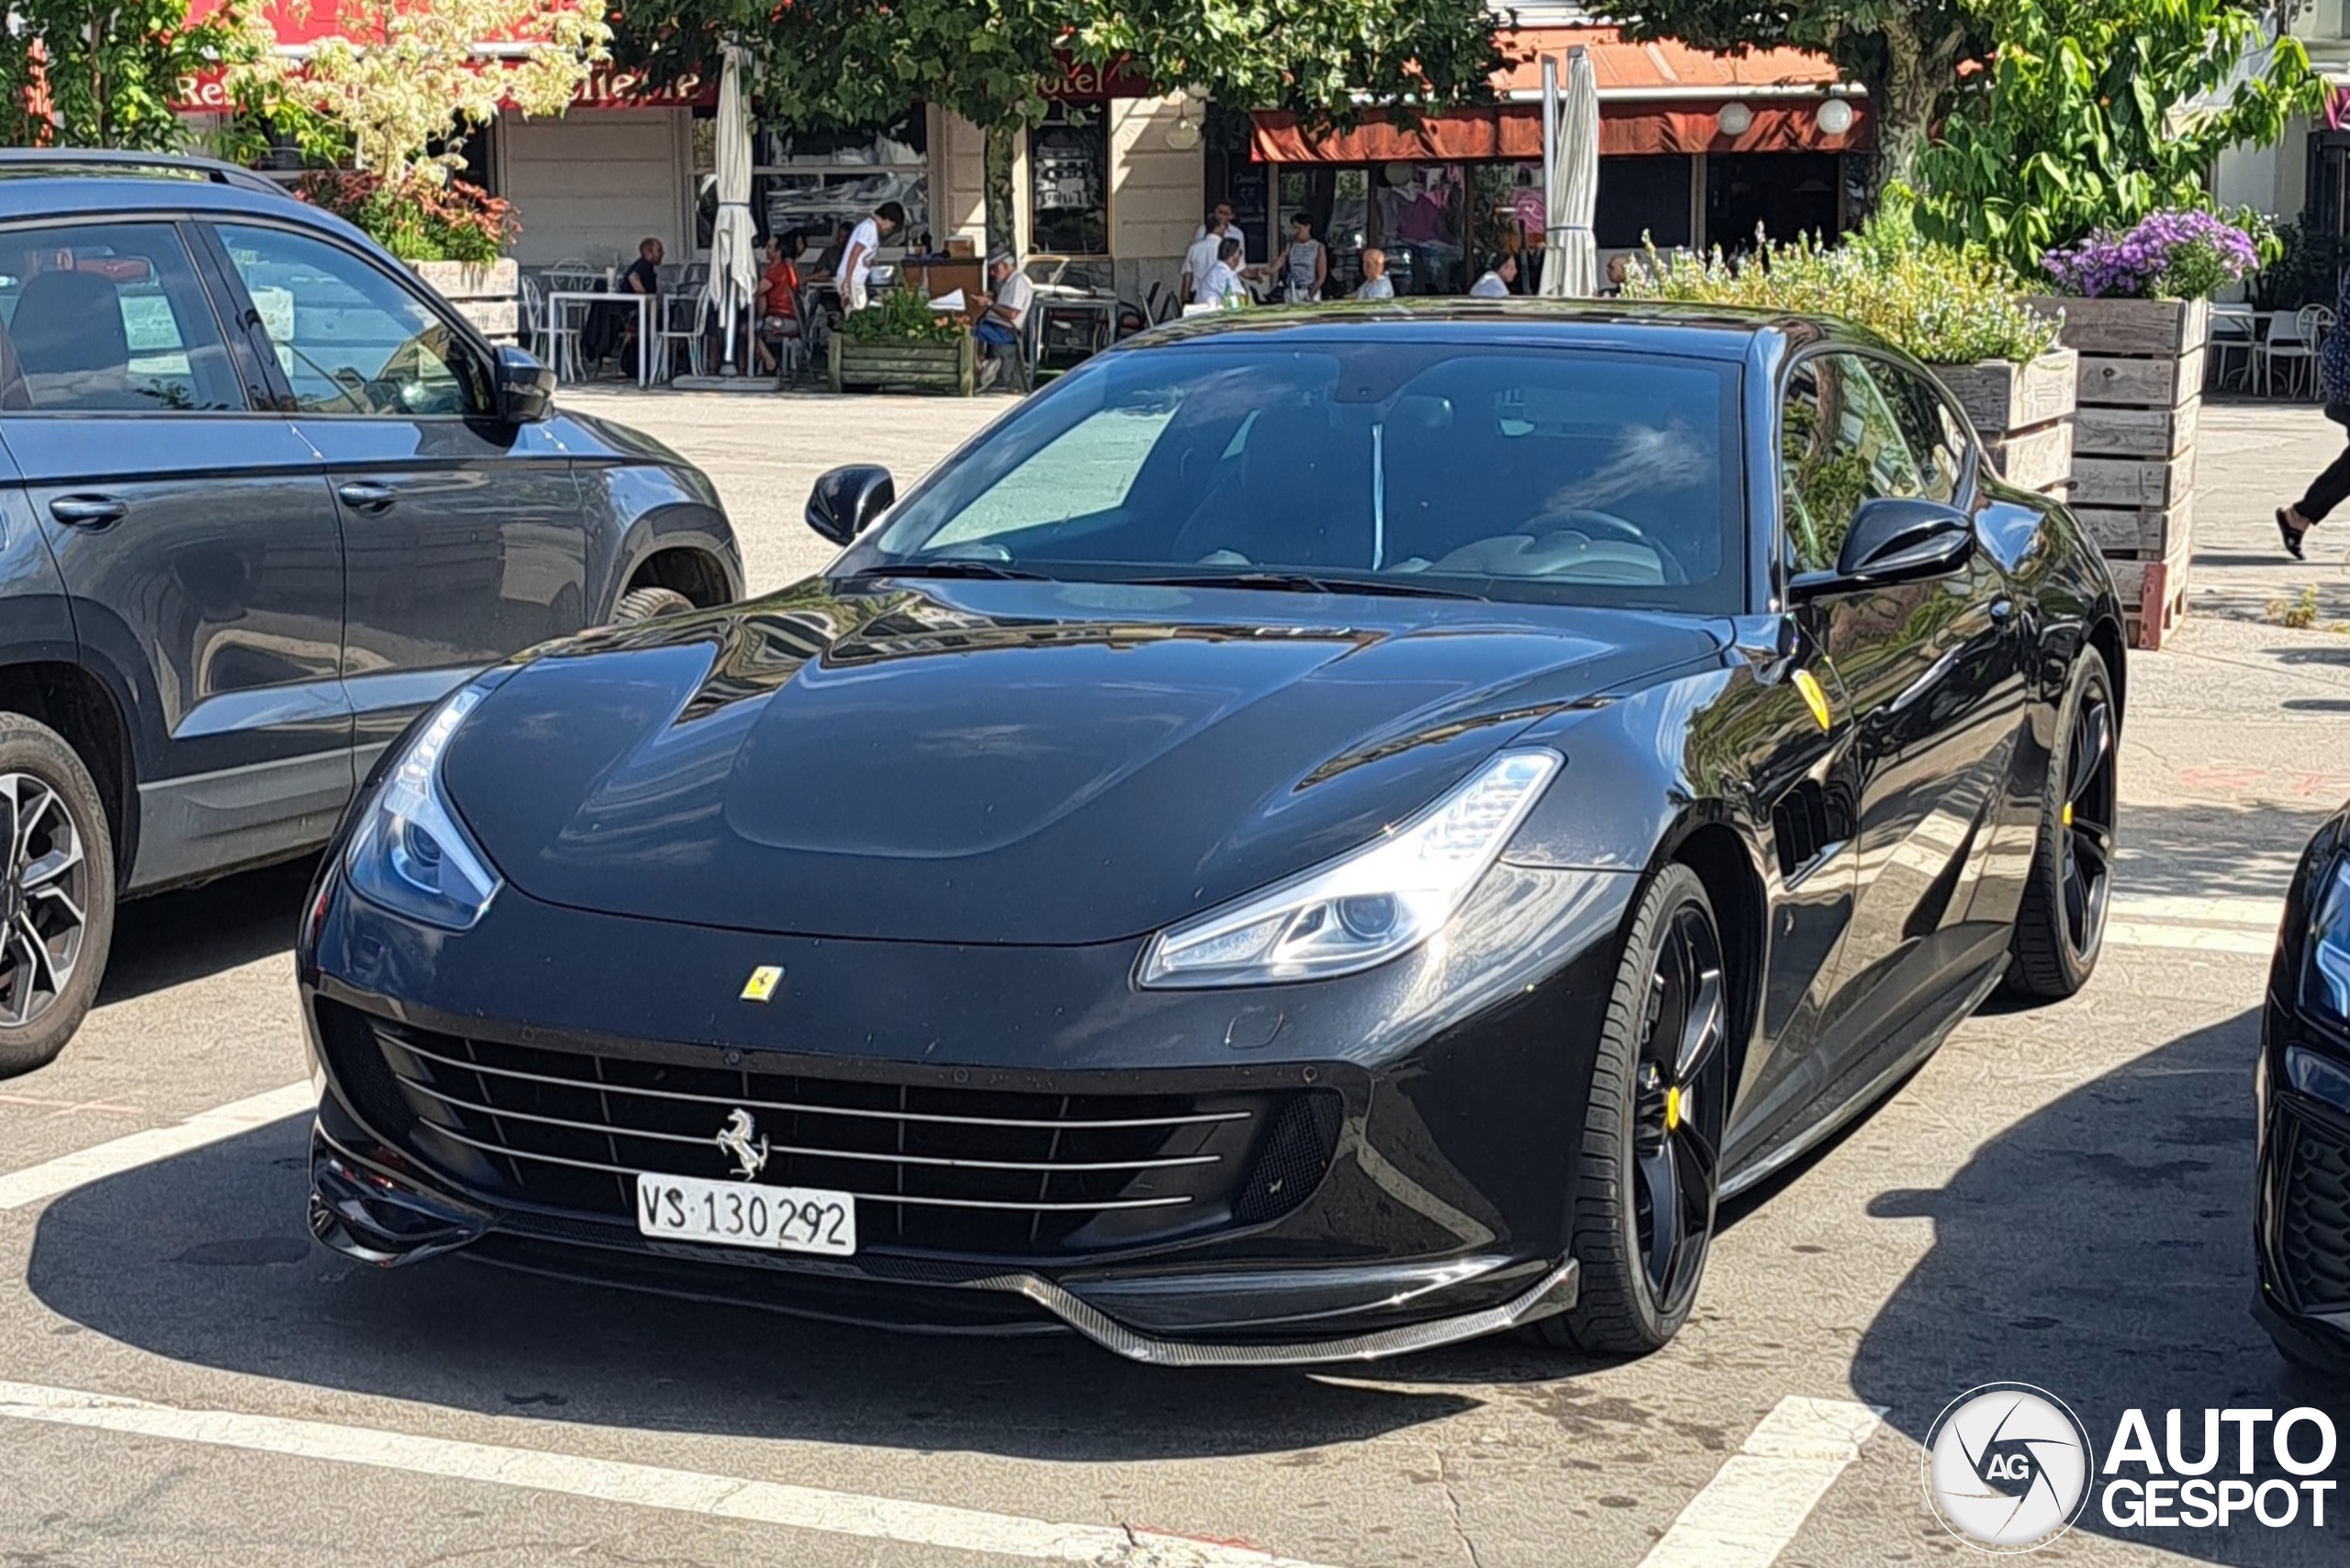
left=1922, top=1383, right=2096, bottom=1552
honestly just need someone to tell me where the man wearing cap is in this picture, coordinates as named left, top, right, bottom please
left=974, top=250, right=1035, bottom=386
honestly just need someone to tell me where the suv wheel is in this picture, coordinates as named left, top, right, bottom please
left=611, top=586, right=696, bottom=623
left=0, top=714, right=115, bottom=1078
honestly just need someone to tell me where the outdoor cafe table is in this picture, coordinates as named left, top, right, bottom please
left=543, top=289, right=656, bottom=388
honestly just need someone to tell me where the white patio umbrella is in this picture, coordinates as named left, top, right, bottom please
left=1542, top=46, right=1599, bottom=298
left=703, top=39, right=757, bottom=374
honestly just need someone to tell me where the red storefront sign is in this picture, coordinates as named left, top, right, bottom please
left=176, top=1, right=715, bottom=111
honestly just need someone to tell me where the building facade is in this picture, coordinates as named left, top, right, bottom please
left=179, top=4, right=1861, bottom=301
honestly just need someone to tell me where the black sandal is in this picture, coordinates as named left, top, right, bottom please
left=2280, top=507, right=2310, bottom=560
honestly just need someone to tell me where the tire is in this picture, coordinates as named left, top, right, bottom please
left=1530, top=861, right=1729, bottom=1358
left=610, top=585, right=696, bottom=624
left=2006, top=650, right=2117, bottom=1001
left=0, top=713, right=116, bottom=1079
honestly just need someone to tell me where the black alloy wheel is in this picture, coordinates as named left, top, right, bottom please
left=0, top=714, right=115, bottom=1078
left=1536, top=861, right=1729, bottom=1357
left=2007, top=650, right=2116, bottom=1000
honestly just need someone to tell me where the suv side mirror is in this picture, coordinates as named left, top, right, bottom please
left=1793, top=498, right=1974, bottom=597
left=493, top=345, right=554, bottom=423
left=808, top=465, right=895, bottom=545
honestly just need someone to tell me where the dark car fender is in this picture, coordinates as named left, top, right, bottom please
left=554, top=412, right=744, bottom=617
left=1499, top=657, right=1782, bottom=1085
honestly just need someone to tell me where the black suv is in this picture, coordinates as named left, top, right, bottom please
left=0, top=152, right=742, bottom=1074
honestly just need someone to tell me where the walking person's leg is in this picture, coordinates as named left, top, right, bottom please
left=2282, top=435, right=2350, bottom=558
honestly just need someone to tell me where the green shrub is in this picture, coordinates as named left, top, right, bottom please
left=1621, top=191, right=2060, bottom=364
left=839, top=286, right=967, bottom=345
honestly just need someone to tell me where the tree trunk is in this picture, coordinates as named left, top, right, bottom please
left=982, top=119, right=1017, bottom=258
left=1857, top=17, right=1941, bottom=218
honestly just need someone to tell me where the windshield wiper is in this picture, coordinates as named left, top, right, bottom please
left=843, top=559, right=1055, bottom=582
left=1126, top=570, right=1489, bottom=601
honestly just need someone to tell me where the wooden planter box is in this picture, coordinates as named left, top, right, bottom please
left=829, top=331, right=977, bottom=396
left=2027, top=295, right=2208, bottom=650
left=1932, top=348, right=2076, bottom=499
left=411, top=257, right=519, bottom=343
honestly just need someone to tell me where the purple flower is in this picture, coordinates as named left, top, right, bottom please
left=2041, top=208, right=2257, bottom=298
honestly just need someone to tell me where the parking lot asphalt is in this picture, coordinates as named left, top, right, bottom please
left=6, top=387, right=2350, bottom=1568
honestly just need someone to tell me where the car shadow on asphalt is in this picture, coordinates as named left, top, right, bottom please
left=95, top=857, right=317, bottom=1008
left=1850, top=1007, right=2350, bottom=1565
left=22, top=1114, right=1485, bottom=1458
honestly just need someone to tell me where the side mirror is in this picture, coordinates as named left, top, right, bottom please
left=1793, top=498, right=1974, bottom=597
left=493, top=345, right=554, bottom=423
left=807, top=464, right=895, bottom=545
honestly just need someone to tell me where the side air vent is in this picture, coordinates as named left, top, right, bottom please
left=1772, top=779, right=1853, bottom=882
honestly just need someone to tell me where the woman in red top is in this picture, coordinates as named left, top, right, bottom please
left=753, top=232, right=801, bottom=375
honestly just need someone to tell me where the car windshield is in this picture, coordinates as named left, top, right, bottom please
left=843, top=340, right=1745, bottom=612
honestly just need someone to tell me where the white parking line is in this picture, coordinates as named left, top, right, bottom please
left=0, top=1081, right=312, bottom=1211
left=0, top=1380, right=1336, bottom=1567
left=1636, top=1395, right=1882, bottom=1568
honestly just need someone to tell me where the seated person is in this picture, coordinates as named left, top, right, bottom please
left=753, top=232, right=802, bottom=375
left=973, top=249, right=1034, bottom=359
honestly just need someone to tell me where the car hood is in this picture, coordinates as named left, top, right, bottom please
left=439, top=578, right=1721, bottom=944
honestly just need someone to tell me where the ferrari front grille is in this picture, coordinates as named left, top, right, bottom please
left=325, top=1002, right=1335, bottom=1259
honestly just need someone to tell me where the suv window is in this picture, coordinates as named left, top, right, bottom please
left=0, top=221, right=242, bottom=413
left=1778, top=353, right=1930, bottom=574
left=214, top=223, right=490, bottom=417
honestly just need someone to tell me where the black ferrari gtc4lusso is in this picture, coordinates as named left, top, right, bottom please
left=298, top=302, right=2124, bottom=1365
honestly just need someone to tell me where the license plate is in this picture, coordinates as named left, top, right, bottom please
left=634, top=1172, right=857, bottom=1256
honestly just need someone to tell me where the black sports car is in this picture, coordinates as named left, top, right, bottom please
left=2257, top=808, right=2350, bottom=1372
left=298, top=303, right=2125, bottom=1364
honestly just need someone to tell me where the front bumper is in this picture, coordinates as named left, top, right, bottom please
left=300, top=860, right=1632, bottom=1364
left=2254, top=994, right=2350, bottom=1372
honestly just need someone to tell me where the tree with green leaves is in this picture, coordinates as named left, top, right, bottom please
left=0, top=0, right=255, bottom=151
left=1596, top=2, right=1993, bottom=210
left=610, top=0, right=1504, bottom=254
left=1913, top=0, right=2321, bottom=273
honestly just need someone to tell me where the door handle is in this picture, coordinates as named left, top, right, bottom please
left=48, top=493, right=127, bottom=529
left=337, top=481, right=397, bottom=513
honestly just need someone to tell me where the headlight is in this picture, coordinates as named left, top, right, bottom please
left=2303, top=855, right=2350, bottom=1025
left=344, top=685, right=502, bottom=931
left=1138, top=749, right=1561, bottom=988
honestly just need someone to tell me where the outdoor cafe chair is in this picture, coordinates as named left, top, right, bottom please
left=2208, top=302, right=2255, bottom=392
left=2259, top=305, right=2330, bottom=398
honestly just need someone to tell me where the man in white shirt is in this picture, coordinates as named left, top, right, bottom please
left=1193, top=236, right=1248, bottom=308
left=1181, top=206, right=1244, bottom=299
left=1355, top=246, right=1394, bottom=300
left=835, top=200, right=904, bottom=312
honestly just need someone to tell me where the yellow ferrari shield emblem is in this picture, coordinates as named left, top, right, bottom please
left=1792, top=668, right=1831, bottom=732
left=740, top=965, right=784, bottom=1002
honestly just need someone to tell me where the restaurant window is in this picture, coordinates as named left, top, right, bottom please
left=724, top=109, right=928, bottom=254
left=1277, top=167, right=1370, bottom=295
left=1471, top=162, right=1544, bottom=292
left=2311, top=132, right=2350, bottom=239
left=1707, top=153, right=1841, bottom=255
left=1030, top=101, right=1109, bottom=255
left=1371, top=163, right=1467, bottom=296
left=1596, top=156, right=1693, bottom=251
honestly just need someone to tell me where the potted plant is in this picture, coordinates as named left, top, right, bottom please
left=830, top=287, right=978, bottom=396
left=2031, top=207, right=2264, bottom=644
left=1627, top=195, right=2074, bottom=497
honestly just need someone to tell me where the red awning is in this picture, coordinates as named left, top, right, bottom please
left=1252, top=24, right=1866, bottom=162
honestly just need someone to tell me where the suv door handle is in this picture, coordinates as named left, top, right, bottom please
left=336, top=481, right=397, bottom=513
left=49, top=493, right=128, bottom=529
